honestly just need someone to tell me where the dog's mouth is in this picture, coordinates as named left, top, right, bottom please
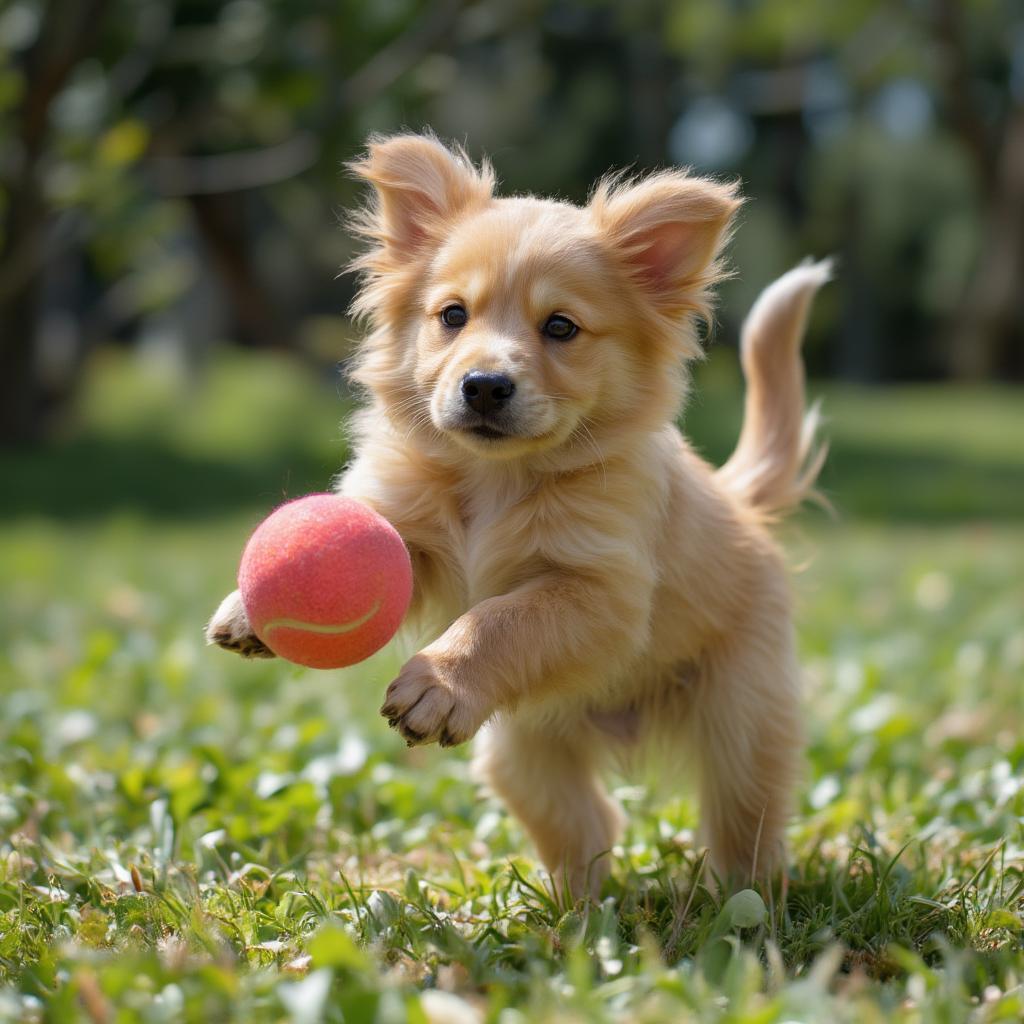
left=452, top=411, right=518, bottom=441
left=438, top=402, right=557, bottom=452
left=467, top=424, right=509, bottom=440
left=446, top=415, right=568, bottom=457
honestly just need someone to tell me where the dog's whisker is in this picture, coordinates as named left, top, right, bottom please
left=569, top=420, right=607, bottom=488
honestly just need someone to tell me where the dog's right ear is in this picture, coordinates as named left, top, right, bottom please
left=589, top=169, right=741, bottom=323
left=349, top=134, right=494, bottom=254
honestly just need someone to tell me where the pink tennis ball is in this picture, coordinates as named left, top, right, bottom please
left=238, top=494, right=412, bottom=669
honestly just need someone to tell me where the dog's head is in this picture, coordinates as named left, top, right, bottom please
left=348, top=134, right=740, bottom=465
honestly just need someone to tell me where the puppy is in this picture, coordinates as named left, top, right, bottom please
left=208, top=134, right=830, bottom=899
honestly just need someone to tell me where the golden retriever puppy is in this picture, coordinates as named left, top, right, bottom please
left=207, top=134, right=830, bottom=899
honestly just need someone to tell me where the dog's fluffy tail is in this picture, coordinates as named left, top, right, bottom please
left=716, top=259, right=832, bottom=515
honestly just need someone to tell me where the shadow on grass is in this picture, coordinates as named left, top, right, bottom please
left=3, top=429, right=1021, bottom=524
left=0, top=436, right=346, bottom=521
left=817, top=442, right=1024, bottom=522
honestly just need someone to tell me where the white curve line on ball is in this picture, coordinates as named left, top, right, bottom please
left=263, top=597, right=382, bottom=636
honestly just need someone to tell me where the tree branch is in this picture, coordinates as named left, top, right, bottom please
left=341, top=0, right=468, bottom=110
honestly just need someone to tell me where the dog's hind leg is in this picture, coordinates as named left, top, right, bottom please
left=473, top=717, right=624, bottom=902
left=691, top=610, right=803, bottom=886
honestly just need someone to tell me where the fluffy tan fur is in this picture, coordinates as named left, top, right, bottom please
left=207, top=133, right=830, bottom=899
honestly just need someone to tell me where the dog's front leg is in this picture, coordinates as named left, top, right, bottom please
left=206, top=589, right=275, bottom=658
left=381, top=570, right=651, bottom=747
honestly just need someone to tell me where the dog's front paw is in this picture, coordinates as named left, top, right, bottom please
left=380, top=653, right=486, bottom=748
left=205, top=590, right=276, bottom=659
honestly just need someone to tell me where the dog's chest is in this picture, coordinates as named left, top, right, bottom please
left=454, top=479, right=546, bottom=605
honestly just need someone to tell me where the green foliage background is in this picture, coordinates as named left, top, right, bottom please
left=1, top=0, right=1023, bottom=441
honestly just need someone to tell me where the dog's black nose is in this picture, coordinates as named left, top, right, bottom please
left=461, top=372, right=515, bottom=415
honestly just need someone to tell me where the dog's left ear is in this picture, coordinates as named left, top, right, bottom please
left=349, top=134, right=494, bottom=255
left=589, top=170, right=741, bottom=317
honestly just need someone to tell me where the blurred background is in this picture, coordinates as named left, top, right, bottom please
left=2, top=0, right=1023, bottom=457
left=0, top=0, right=1022, bottom=578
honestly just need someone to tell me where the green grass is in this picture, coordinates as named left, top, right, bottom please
left=1, top=350, right=1023, bottom=1022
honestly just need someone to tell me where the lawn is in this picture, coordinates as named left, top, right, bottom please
left=1, top=350, right=1022, bottom=1022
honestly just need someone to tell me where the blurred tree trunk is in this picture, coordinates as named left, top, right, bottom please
left=186, top=192, right=285, bottom=350
left=0, top=197, right=42, bottom=443
left=627, top=29, right=672, bottom=166
left=947, top=104, right=1024, bottom=380
left=836, top=182, right=881, bottom=382
left=0, top=0, right=109, bottom=444
left=932, top=0, right=1023, bottom=379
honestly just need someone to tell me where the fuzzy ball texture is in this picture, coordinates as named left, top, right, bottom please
left=238, top=494, right=412, bottom=669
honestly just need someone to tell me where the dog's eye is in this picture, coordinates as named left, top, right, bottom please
left=440, top=304, right=468, bottom=329
left=542, top=314, right=578, bottom=341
